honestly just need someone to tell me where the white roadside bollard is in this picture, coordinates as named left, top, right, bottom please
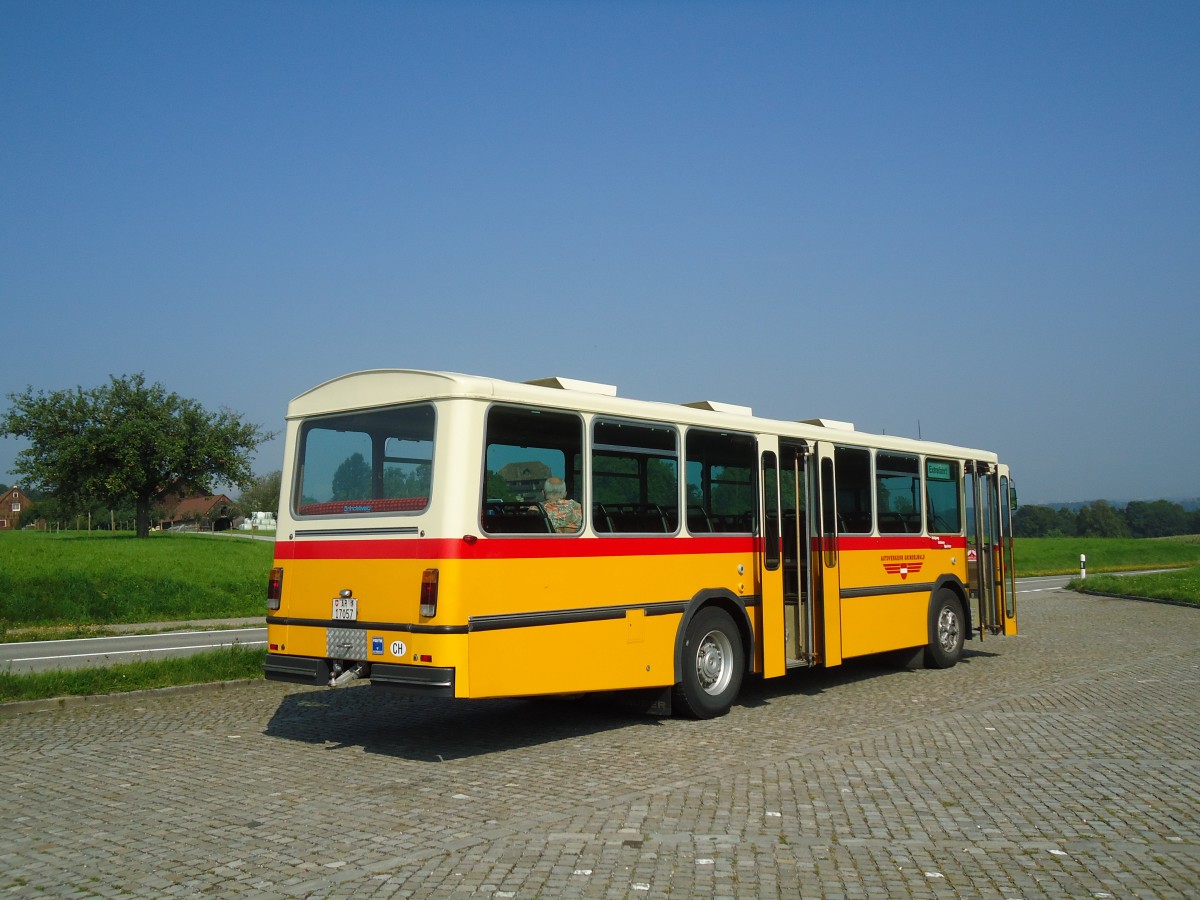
left=1080, top=553, right=1087, bottom=579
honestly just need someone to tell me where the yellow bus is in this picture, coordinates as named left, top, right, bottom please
left=264, top=370, right=1017, bottom=718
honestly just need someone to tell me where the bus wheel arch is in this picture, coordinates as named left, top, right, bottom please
left=925, top=583, right=967, bottom=669
left=672, top=591, right=751, bottom=719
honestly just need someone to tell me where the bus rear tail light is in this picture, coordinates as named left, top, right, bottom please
left=267, top=567, right=284, bottom=610
left=420, top=568, right=439, bottom=618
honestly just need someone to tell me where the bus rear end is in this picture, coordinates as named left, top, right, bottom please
left=263, top=389, right=466, bottom=695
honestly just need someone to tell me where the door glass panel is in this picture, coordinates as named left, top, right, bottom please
left=762, top=452, right=780, bottom=570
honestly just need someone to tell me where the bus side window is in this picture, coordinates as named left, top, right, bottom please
left=834, top=447, right=872, bottom=534
left=685, top=429, right=756, bottom=534
left=482, top=405, right=584, bottom=535
left=591, top=419, right=679, bottom=534
left=876, top=453, right=920, bottom=534
left=926, top=459, right=962, bottom=534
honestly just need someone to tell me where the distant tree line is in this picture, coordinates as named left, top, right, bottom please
left=2, top=472, right=281, bottom=532
left=1015, top=499, right=1200, bottom=538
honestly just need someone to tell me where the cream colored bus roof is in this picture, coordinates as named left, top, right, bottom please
left=287, top=369, right=998, bottom=463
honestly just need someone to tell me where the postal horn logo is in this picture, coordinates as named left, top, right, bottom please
left=883, top=560, right=924, bottom=580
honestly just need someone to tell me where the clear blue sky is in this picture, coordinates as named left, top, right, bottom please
left=2, top=1, right=1197, bottom=505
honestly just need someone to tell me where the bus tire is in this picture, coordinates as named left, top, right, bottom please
left=674, top=607, right=745, bottom=719
left=924, top=589, right=965, bottom=669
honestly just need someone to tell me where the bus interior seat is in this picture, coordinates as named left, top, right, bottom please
left=482, top=501, right=552, bottom=533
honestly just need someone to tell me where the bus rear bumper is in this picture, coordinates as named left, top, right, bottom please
left=263, top=654, right=456, bottom=696
left=370, top=662, right=456, bottom=697
left=263, top=653, right=330, bottom=685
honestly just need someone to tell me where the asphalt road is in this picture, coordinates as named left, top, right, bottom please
left=0, top=624, right=267, bottom=673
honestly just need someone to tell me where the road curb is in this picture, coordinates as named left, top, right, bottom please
left=5, top=617, right=265, bottom=639
left=0, top=677, right=264, bottom=719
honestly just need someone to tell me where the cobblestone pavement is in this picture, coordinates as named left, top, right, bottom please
left=2, top=587, right=1198, bottom=898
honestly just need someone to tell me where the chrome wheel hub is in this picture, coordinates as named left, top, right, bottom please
left=696, top=630, right=734, bottom=695
left=937, top=606, right=960, bottom=652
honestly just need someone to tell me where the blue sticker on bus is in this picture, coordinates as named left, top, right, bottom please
left=371, top=637, right=384, bottom=655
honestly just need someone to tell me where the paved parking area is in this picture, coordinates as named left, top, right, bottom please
left=2, top=587, right=1198, bottom=898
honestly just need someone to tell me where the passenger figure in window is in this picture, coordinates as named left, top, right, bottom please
left=541, top=477, right=582, bottom=533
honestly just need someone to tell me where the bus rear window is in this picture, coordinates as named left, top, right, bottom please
left=295, top=404, right=435, bottom=516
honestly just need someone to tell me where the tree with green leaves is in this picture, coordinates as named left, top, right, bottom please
left=1014, top=504, right=1064, bottom=537
left=237, top=469, right=283, bottom=516
left=1076, top=499, right=1129, bottom=538
left=2, top=374, right=271, bottom=538
left=1124, top=499, right=1189, bottom=538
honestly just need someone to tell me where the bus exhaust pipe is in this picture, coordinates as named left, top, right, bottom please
left=330, top=663, right=367, bottom=687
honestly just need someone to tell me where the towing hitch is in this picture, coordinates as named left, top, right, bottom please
left=329, top=662, right=367, bottom=687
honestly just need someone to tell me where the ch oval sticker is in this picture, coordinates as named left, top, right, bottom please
left=391, top=640, right=407, bottom=657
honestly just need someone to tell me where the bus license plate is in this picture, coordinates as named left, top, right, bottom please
left=332, top=596, right=358, bottom=621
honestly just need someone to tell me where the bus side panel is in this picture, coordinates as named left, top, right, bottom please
left=836, top=543, right=966, bottom=659
left=839, top=593, right=928, bottom=658
left=451, top=546, right=754, bottom=618
left=467, top=613, right=681, bottom=697
left=456, top=544, right=756, bottom=698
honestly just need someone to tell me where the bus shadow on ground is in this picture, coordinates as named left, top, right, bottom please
left=263, top=647, right=1000, bottom=761
left=263, top=685, right=666, bottom=761
left=736, top=645, right=1002, bottom=709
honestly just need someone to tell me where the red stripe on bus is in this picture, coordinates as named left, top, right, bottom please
left=276, top=534, right=758, bottom=562
left=835, top=535, right=967, bottom=551
left=274, top=533, right=965, bottom=562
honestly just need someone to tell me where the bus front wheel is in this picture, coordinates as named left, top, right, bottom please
left=674, top=607, right=744, bottom=719
left=925, top=589, right=965, bottom=669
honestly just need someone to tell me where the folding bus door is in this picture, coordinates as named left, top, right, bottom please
left=760, top=444, right=786, bottom=678
left=967, top=461, right=1015, bottom=637
left=760, top=440, right=816, bottom=676
left=813, top=442, right=839, bottom=667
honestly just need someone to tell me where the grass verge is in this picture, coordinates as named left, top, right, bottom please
left=1069, top=567, right=1200, bottom=606
left=0, top=645, right=267, bottom=704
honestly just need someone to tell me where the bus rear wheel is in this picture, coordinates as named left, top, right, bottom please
left=674, top=607, right=744, bottom=719
left=924, top=589, right=965, bottom=669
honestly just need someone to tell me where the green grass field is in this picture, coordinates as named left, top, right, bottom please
left=1015, top=535, right=1200, bottom=576
left=0, top=531, right=273, bottom=634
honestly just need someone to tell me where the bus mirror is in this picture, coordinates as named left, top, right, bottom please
left=1009, top=485, right=1018, bottom=511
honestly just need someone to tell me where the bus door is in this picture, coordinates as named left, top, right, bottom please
left=782, top=441, right=815, bottom=666
left=966, top=462, right=1016, bottom=636
left=813, top=442, right=839, bottom=667
left=760, top=445, right=785, bottom=678
left=998, top=465, right=1018, bottom=635
left=760, top=440, right=815, bottom=677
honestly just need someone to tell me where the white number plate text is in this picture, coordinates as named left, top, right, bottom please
left=332, top=596, right=358, bottom=621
